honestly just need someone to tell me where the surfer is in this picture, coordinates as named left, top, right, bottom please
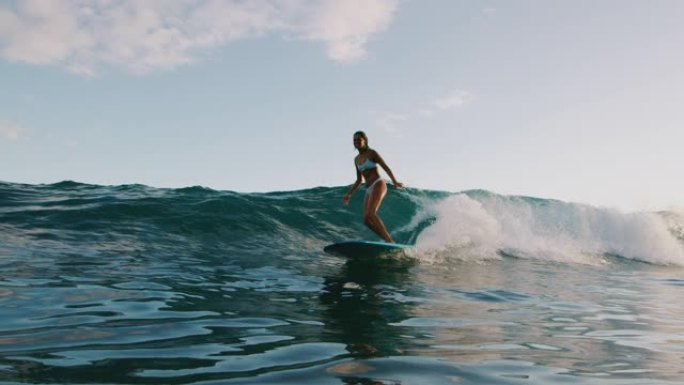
left=342, top=131, right=403, bottom=243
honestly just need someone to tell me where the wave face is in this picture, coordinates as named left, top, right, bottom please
left=2, top=181, right=683, bottom=266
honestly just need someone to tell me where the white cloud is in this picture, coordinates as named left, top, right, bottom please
left=0, top=0, right=399, bottom=75
left=375, top=88, right=473, bottom=133
left=298, top=0, right=399, bottom=63
left=0, top=121, right=25, bottom=140
left=432, top=89, right=472, bottom=110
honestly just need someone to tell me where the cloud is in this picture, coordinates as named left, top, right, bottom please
left=298, top=0, right=399, bottom=63
left=0, top=0, right=399, bottom=75
left=375, top=88, right=473, bottom=133
left=0, top=121, right=25, bottom=140
left=432, top=89, right=472, bottom=110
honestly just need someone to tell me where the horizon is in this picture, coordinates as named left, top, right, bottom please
left=2, top=1, right=684, bottom=211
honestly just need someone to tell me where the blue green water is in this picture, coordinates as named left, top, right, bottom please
left=1, top=181, right=683, bottom=384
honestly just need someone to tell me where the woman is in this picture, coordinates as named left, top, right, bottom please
left=342, top=131, right=403, bottom=243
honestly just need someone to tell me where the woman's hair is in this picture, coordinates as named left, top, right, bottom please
left=353, top=131, right=369, bottom=149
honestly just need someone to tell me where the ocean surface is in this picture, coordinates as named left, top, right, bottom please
left=1, top=181, right=683, bottom=384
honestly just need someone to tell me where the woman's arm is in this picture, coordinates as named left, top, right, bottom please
left=373, top=150, right=403, bottom=188
left=342, top=163, right=363, bottom=205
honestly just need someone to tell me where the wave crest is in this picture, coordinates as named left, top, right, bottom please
left=412, top=193, right=684, bottom=265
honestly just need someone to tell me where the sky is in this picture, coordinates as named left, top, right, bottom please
left=1, top=0, right=684, bottom=211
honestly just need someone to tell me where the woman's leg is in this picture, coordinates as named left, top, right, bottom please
left=363, top=180, right=393, bottom=243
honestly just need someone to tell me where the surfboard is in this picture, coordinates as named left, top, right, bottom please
left=323, top=240, right=412, bottom=257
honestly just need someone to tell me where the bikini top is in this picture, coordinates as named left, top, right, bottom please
left=356, top=158, right=377, bottom=172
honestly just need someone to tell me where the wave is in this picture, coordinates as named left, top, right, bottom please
left=410, top=191, right=684, bottom=266
left=1, top=181, right=683, bottom=266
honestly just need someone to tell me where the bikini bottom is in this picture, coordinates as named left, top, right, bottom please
left=365, top=178, right=387, bottom=200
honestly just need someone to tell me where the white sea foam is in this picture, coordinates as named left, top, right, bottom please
left=413, top=193, right=684, bottom=266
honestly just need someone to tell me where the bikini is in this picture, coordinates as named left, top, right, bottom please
left=356, top=158, right=386, bottom=198
left=356, top=158, right=377, bottom=172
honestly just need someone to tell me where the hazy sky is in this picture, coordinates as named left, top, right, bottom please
left=2, top=0, right=683, bottom=211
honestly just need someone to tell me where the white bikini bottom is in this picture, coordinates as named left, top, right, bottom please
left=365, top=178, right=386, bottom=199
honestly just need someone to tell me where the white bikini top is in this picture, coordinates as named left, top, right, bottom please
left=356, top=158, right=377, bottom=172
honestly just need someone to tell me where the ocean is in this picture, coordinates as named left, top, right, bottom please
left=1, top=181, right=682, bottom=384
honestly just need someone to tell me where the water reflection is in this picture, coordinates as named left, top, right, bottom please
left=320, top=254, right=417, bottom=380
left=408, top=257, right=684, bottom=382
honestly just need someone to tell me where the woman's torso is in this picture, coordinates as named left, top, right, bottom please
left=356, top=151, right=380, bottom=186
